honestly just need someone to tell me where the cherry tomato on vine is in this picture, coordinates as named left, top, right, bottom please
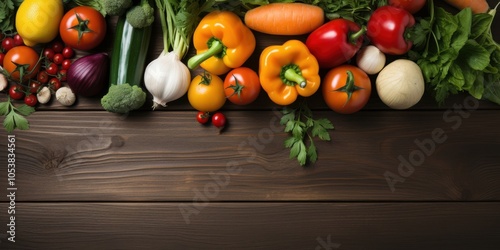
left=46, top=62, right=58, bottom=75
left=223, top=67, right=261, bottom=105
left=62, top=47, right=75, bottom=59
left=9, top=85, right=25, bottom=100
left=48, top=78, right=62, bottom=91
left=13, top=34, right=24, bottom=46
left=37, top=71, right=49, bottom=84
left=58, top=69, right=67, bottom=81
left=43, top=48, right=55, bottom=61
left=24, top=94, right=38, bottom=107
left=60, top=6, right=107, bottom=50
left=62, top=59, right=72, bottom=70
left=389, top=0, right=426, bottom=14
left=322, top=65, right=371, bottom=114
left=3, top=46, right=41, bottom=81
left=196, top=111, right=210, bottom=124
left=53, top=53, right=64, bottom=65
left=29, top=81, right=42, bottom=94
left=2, top=37, right=14, bottom=52
left=212, top=112, right=227, bottom=132
left=51, top=40, right=64, bottom=53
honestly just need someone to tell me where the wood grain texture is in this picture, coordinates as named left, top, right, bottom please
left=1, top=110, right=499, bottom=202
left=0, top=202, right=499, bottom=250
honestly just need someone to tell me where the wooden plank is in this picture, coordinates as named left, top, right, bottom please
left=1, top=109, right=499, bottom=202
left=0, top=202, right=499, bottom=249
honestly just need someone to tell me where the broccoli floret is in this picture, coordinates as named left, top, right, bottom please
left=101, top=84, right=146, bottom=114
left=126, top=0, right=155, bottom=29
left=103, top=0, right=133, bottom=16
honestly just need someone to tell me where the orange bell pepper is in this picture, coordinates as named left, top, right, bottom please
left=187, top=11, right=256, bottom=75
left=259, top=40, right=321, bottom=106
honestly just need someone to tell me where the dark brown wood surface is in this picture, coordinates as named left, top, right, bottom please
left=1, top=1, right=500, bottom=249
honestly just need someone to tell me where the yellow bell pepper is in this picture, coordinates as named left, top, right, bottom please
left=188, top=11, right=256, bottom=76
left=259, top=40, right=321, bottom=106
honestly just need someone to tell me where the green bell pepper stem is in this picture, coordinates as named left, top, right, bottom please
left=188, top=40, right=224, bottom=70
left=284, top=68, right=306, bottom=88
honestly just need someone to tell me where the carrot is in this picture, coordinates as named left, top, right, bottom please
left=244, top=3, right=324, bottom=35
left=442, top=0, right=490, bottom=14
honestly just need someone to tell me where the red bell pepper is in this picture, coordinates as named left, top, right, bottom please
left=306, top=19, right=366, bottom=69
left=367, top=6, right=415, bottom=55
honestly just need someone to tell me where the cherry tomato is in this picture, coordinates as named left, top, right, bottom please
left=43, top=48, right=55, bottom=61
left=62, top=47, right=75, bottom=59
left=3, top=46, right=41, bottom=81
left=9, top=85, right=25, bottom=100
left=48, top=78, right=62, bottom=91
left=0, top=53, right=4, bottom=67
left=13, top=34, right=24, bottom=46
left=188, top=72, right=226, bottom=112
left=61, top=59, right=72, bottom=70
left=51, top=40, right=64, bottom=53
left=212, top=112, right=227, bottom=131
left=196, top=111, right=210, bottom=124
left=389, top=0, right=426, bottom=14
left=60, top=6, right=107, bottom=50
left=53, top=53, right=64, bottom=65
left=223, top=67, right=261, bottom=105
left=2, top=37, right=14, bottom=52
left=24, top=94, right=38, bottom=107
left=322, top=65, right=372, bottom=114
left=29, top=81, right=42, bottom=94
left=46, top=63, right=58, bottom=75
left=37, top=70, right=49, bottom=84
left=58, top=69, right=67, bottom=82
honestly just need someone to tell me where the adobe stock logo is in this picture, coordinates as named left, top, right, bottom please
left=384, top=96, right=479, bottom=192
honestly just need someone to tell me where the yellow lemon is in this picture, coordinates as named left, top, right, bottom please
left=15, top=0, right=64, bottom=47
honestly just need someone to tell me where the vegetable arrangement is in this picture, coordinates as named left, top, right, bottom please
left=1, top=0, right=499, bottom=167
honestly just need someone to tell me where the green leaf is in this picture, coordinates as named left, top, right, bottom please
left=316, top=118, right=334, bottom=130
left=284, top=136, right=298, bottom=148
left=292, top=122, right=304, bottom=138
left=471, top=13, right=493, bottom=39
left=460, top=40, right=491, bottom=71
left=3, top=111, right=15, bottom=133
left=284, top=120, right=295, bottom=133
left=280, top=108, right=295, bottom=125
left=12, top=112, right=29, bottom=130
left=0, top=102, right=10, bottom=116
left=297, top=142, right=307, bottom=166
left=451, top=8, right=472, bottom=51
left=307, top=141, right=318, bottom=164
left=15, top=105, right=36, bottom=116
left=289, top=140, right=301, bottom=159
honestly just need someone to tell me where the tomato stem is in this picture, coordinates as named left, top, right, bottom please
left=69, top=12, right=95, bottom=45
left=225, top=74, right=245, bottom=100
left=334, top=70, right=364, bottom=106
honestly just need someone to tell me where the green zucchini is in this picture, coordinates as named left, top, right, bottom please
left=110, top=16, right=152, bottom=86
left=101, top=17, right=152, bottom=114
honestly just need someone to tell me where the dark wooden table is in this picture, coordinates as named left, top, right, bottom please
left=1, top=1, right=500, bottom=249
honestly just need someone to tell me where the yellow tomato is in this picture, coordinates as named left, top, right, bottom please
left=15, top=0, right=64, bottom=47
left=188, top=72, right=226, bottom=112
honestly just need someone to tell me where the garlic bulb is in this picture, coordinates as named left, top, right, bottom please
left=376, top=59, right=425, bottom=110
left=56, top=87, right=76, bottom=106
left=356, top=45, right=386, bottom=75
left=144, top=51, right=191, bottom=109
left=0, top=67, right=7, bottom=91
left=37, top=86, right=52, bottom=104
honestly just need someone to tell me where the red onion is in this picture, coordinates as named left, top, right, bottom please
left=67, top=53, right=109, bottom=97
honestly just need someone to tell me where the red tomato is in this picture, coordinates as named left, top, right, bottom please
left=223, top=67, right=261, bottom=105
left=37, top=70, right=49, bottom=84
left=53, top=53, right=64, bottom=65
left=322, top=65, right=371, bottom=114
left=29, top=81, right=42, bottom=94
left=46, top=62, right=58, bottom=75
left=13, top=34, right=24, bottom=46
left=59, top=6, right=107, bottom=51
left=9, top=85, right=25, bottom=100
left=61, top=59, right=72, bottom=70
left=0, top=53, right=4, bottom=67
left=2, top=37, right=14, bottom=52
left=196, top=111, right=210, bottom=124
left=51, top=40, right=64, bottom=53
left=62, top=47, right=75, bottom=59
left=389, top=0, right=426, bottom=14
left=212, top=112, right=227, bottom=131
left=3, top=46, right=41, bottom=81
left=48, top=78, right=62, bottom=91
left=58, top=69, right=67, bottom=82
left=24, top=94, right=38, bottom=107
left=43, top=48, right=55, bottom=61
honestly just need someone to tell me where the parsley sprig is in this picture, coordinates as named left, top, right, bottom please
left=0, top=97, right=35, bottom=133
left=280, top=100, right=334, bottom=166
